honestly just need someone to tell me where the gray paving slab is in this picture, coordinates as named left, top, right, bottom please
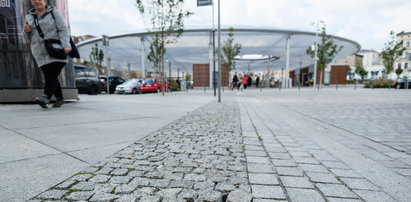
left=0, top=154, right=87, bottom=202
left=0, top=93, right=214, bottom=201
left=286, top=188, right=326, bottom=202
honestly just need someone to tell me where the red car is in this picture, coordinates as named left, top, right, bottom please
left=141, top=78, right=170, bottom=93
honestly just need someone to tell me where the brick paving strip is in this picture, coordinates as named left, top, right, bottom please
left=31, top=99, right=253, bottom=202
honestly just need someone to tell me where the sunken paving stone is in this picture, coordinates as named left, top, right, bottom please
left=33, top=100, right=249, bottom=201
left=280, top=176, right=314, bottom=188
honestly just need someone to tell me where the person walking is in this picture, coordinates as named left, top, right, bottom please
left=24, top=0, right=71, bottom=109
left=231, top=73, right=239, bottom=90
left=242, top=75, right=248, bottom=89
left=247, top=75, right=253, bottom=88
left=256, top=76, right=260, bottom=88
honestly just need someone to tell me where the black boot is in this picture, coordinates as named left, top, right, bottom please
left=35, top=94, right=50, bottom=109
left=52, top=98, right=65, bottom=108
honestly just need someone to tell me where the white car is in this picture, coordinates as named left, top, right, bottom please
left=115, top=78, right=143, bottom=94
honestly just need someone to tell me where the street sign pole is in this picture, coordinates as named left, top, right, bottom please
left=217, top=0, right=221, bottom=103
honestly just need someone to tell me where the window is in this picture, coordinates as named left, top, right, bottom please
left=405, top=63, right=409, bottom=69
left=398, top=63, right=402, bottom=69
left=407, top=41, right=410, bottom=47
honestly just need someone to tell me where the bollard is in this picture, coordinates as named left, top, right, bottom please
left=354, top=81, right=357, bottom=90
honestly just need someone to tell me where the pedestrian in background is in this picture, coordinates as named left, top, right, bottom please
left=242, top=75, right=248, bottom=89
left=24, top=0, right=71, bottom=109
left=231, top=72, right=239, bottom=90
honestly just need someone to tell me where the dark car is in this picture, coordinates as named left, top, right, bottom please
left=99, top=76, right=126, bottom=94
left=396, top=77, right=411, bottom=89
left=74, top=65, right=102, bottom=94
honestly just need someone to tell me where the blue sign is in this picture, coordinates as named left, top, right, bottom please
left=197, top=0, right=212, bottom=7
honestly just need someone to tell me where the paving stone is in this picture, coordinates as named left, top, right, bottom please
left=115, top=193, right=142, bottom=202
left=89, top=175, right=111, bottom=183
left=249, top=173, right=279, bottom=185
left=272, top=159, right=297, bottom=167
left=322, top=161, right=350, bottom=169
left=306, top=172, right=340, bottom=183
left=280, top=176, right=314, bottom=188
left=89, top=193, right=119, bottom=202
left=178, top=189, right=198, bottom=201
left=286, top=188, right=326, bottom=202
left=138, top=196, right=161, bottom=202
left=252, top=199, right=284, bottom=202
left=36, top=190, right=67, bottom=200
left=138, top=187, right=157, bottom=195
left=114, top=184, right=137, bottom=194
left=71, top=173, right=94, bottom=181
left=251, top=185, right=286, bottom=199
left=226, top=189, right=252, bottom=202
left=194, top=180, right=215, bottom=190
left=184, top=173, right=207, bottom=182
left=293, top=157, right=320, bottom=164
left=340, top=178, right=380, bottom=191
left=247, top=163, right=274, bottom=173
left=65, top=191, right=94, bottom=201
left=109, top=176, right=133, bottom=184
left=353, top=190, right=396, bottom=202
left=276, top=167, right=304, bottom=176
left=245, top=150, right=266, bottom=156
left=269, top=153, right=292, bottom=160
left=197, top=190, right=223, bottom=202
left=327, top=198, right=363, bottom=202
left=110, top=168, right=129, bottom=176
left=70, top=181, right=95, bottom=191
left=330, top=169, right=362, bottom=178
left=316, top=184, right=358, bottom=198
left=150, top=179, right=170, bottom=187
left=215, top=182, right=236, bottom=192
left=299, top=164, right=329, bottom=173
left=54, top=180, right=77, bottom=189
left=156, top=188, right=182, bottom=198
left=247, top=156, right=270, bottom=164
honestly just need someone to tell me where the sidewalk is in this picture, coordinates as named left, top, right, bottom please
left=2, top=88, right=411, bottom=201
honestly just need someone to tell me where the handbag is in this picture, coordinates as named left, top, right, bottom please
left=33, top=13, right=67, bottom=60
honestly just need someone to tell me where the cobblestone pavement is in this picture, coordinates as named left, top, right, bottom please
left=31, top=89, right=411, bottom=201
left=32, top=98, right=252, bottom=202
left=238, top=89, right=411, bottom=202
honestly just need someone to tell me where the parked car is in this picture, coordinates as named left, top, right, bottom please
left=99, top=76, right=125, bottom=94
left=141, top=78, right=170, bottom=93
left=115, top=78, right=143, bottom=94
left=396, top=77, right=411, bottom=89
left=74, top=65, right=102, bottom=95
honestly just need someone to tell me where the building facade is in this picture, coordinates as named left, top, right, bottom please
left=396, top=31, right=411, bottom=78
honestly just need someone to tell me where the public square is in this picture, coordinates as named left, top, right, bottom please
left=1, top=88, right=411, bottom=201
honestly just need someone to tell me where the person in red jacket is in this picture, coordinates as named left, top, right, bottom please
left=242, top=76, right=248, bottom=89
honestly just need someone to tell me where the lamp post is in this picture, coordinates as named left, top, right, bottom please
left=311, top=20, right=324, bottom=90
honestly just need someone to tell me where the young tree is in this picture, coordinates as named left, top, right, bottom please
left=136, top=0, right=193, bottom=95
left=306, top=27, right=343, bottom=85
left=381, top=31, right=406, bottom=80
left=89, top=43, right=104, bottom=74
left=221, top=27, right=242, bottom=72
left=355, top=64, right=368, bottom=82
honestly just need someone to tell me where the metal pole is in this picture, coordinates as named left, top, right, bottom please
left=212, top=1, right=216, bottom=97
left=285, top=35, right=291, bottom=88
left=107, top=58, right=111, bottom=94
left=313, top=22, right=319, bottom=90
left=127, top=63, right=131, bottom=79
left=141, top=37, right=145, bottom=78
left=217, top=0, right=221, bottom=103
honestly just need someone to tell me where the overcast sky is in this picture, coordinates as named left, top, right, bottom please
left=68, top=0, right=411, bottom=52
